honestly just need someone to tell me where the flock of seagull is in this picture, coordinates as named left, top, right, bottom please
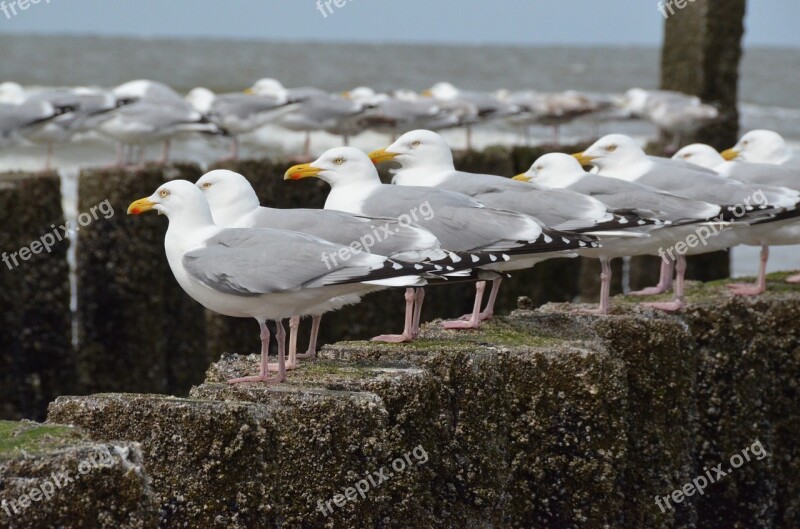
left=1, top=79, right=720, bottom=169
left=125, top=127, right=799, bottom=384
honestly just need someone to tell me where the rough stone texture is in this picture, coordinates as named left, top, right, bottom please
left=76, top=163, right=210, bottom=396
left=0, top=172, right=73, bottom=421
left=45, top=276, right=800, bottom=529
left=0, top=420, right=157, bottom=528
left=660, top=0, right=746, bottom=149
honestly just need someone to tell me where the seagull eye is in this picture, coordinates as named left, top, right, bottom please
left=411, top=140, right=421, bottom=147
left=536, top=166, right=543, bottom=171
left=606, top=145, right=617, bottom=152
left=333, top=157, right=345, bottom=166
left=202, top=183, right=212, bottom=189
left=742, top=140, right=749, bottom=146
left=159, top=190, right=170, bottom=198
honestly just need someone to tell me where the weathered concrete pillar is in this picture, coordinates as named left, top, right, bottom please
left=76, top=163, right=209, bottom=396
left=0, top=172, right=73, bottom=420
left=660, top=0, right=747, bottom=149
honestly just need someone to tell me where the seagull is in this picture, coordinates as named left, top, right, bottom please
left=675, top=143, right=800, bottom=293
left=370, top=130, right=669, bottom=315
left=186, top=87, right=297, bottom=160
left=573, top=134, right=798, bottom=310
left=195, top=169, right=486, bottom=350
left=619, top=88, right=718, bottom=150
left=20, top=87, right=126, bottom=170
left=127, top=180, right=434, bottom=383
left=96, top=81, right=226, bottom=166
left=285, top=147, right=599, bottom=329
left=246, top=78, right=364, bottom=156
left=422, top=82, right=520, bottom=150
left=721, top=130, right=800, bottom=171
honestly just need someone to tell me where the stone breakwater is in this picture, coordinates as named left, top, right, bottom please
left=0, top=279, right=796, bottom=528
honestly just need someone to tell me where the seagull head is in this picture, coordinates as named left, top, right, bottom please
left=423, top=82, right=458, bottom=100
left=369, top=129, right=454, bottom=171
left=573, top=134, right=645, bottom=171
left=185, top=87, right=215, bottom=113
left=196, top=170, right=260, bottom=223
left=284, top=147, right=380, bottom=188
left=673, top=144, right=726, bottom=169
left=128, top=180, right=213, bottom=224
left=245, top=78, right=286, bottom=97
left=513, top=153, right=586, bottom=188
left=0, top=82, right=26, bottom=104
left=722, top=130, right=789, bottom=163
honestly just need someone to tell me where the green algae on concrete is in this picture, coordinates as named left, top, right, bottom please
left=0, top=420, right=158, bottom=528
left=0, top=420, right=83, bottom=459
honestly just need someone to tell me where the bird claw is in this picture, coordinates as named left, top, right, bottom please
left=371, top=334, right=414, bottom=343
left=442, top=319, right=481, bottom=330
left=726, top=283, right=765, bottom=297
left=643, top=300, right=685, bottom=312
left=628, top=286, right=670, bottom=296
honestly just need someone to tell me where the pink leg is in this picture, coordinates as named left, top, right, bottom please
left=728, top=244, right=769, bottom=296
left=629, top=256, right=674, bottom=296
left=296, top=314, right=322, bottom=359
left=465, top=126, right=473, bottom=152
left=287, top=315, right=300, bottom=367
left=443, top=281, right=486, bottom=330
left=268, top=319, right=295, bottom=371
left=411, top=288, right=426, bottom=337
left=457, top=278, right=501, bottom=322
left=645, top=254, right=686, bottom=312
left=578, top=257, right=612, bottom=315
left=372, top=288, right=416, bottom=343
left=228, top=320, right=286, bottom=384
left=304, top=131, right=311, bottom=157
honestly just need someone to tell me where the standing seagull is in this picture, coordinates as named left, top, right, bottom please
left=675, top=143, right=800, bottom=293
left=285, top=147, right=599, bottom=329
left=127, top=180, right=434, bottom=383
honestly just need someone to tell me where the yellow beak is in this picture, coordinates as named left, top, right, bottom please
left=127, top=198, right=156, bottom=215
left=720, top=148, right=740, bottom=161
left=243, top=88, right=255, bottom=95
left=284, top=163, right=322, bottom=180
left=421, top=89, right=433, bottom=97
left=572, top=152, right=597, bottom=166
left=511, top=174, right=532, bottom=182
left=368, top=148, right=399, bottom=164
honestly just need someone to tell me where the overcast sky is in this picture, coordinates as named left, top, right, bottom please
left=0, top=0, right=796, bottom=47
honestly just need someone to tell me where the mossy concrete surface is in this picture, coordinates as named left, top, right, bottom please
left=0, top=420, right=157, bottom=528
left=43, top=282, right=800, bottom=528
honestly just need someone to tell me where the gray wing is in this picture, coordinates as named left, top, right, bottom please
left=0, top=101, right=57, bottom=138
left=357, top=185, right=544, bottom=252
left=725, top=162, right=799, bottom=189
left=246, top=207, right=440, bottom=256
left=435, top=172, right=617, bottom=231
left=182, top=228, right=398, bottom=297
left=566, top=174, right=721, bottom=221
left=212, top=94, right=292, bottom=120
